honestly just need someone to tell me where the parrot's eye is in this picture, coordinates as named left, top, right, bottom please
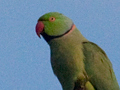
left=49, top=17, right=56, bottom=22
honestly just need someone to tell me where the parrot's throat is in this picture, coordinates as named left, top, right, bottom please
left=41, top=24, right=75, bottom=42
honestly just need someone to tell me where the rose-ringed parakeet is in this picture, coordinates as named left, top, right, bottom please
left=35, top=12, right=120, bottom=90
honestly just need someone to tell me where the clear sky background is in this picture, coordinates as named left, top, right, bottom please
left=0, top=0, right=120, bottom=90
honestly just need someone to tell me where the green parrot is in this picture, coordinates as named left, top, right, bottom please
left=35, top=12, right=120, bottom=90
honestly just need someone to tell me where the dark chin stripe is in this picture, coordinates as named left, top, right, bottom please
left=41, top=24, right=74, bottom=42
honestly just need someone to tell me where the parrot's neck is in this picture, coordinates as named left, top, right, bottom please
left=48, top=27, right=88, bottom=46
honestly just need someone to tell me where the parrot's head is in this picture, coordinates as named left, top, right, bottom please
left=35, top=12, right=74, bottom=42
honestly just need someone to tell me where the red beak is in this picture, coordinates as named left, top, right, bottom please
left=35, top=21, right=44, bottom=37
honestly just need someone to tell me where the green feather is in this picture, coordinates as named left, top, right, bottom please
left=82, top=42, right=120, bottom=90
left=37, top=12, right=120, bottom=90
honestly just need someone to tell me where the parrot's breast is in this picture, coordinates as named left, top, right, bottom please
left=49, top=36, right=86, bottom=90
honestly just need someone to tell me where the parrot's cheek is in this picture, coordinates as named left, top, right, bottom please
left=36, top=21, right=44, bottom=37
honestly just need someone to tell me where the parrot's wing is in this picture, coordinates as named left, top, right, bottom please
left=82, top=42, right=119, bottom=90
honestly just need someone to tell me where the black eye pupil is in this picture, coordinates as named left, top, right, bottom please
left=51, top=18, right=54, bottom=20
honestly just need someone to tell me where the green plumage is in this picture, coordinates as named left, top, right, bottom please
left=83, top=42, right=119, bottom=90
left=36, top=12, right=120, bottom=90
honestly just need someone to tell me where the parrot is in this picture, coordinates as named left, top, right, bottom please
left=35, top=12, right=120, bottom=90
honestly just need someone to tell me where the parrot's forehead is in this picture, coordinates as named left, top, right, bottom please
left=38, top=12, right=65, bottom=21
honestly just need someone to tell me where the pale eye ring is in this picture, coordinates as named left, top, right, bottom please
left=49, top=17, right=56, bottom=22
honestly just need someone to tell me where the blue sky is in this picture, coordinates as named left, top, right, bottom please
left=0, top=0, right=120, bottom=90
